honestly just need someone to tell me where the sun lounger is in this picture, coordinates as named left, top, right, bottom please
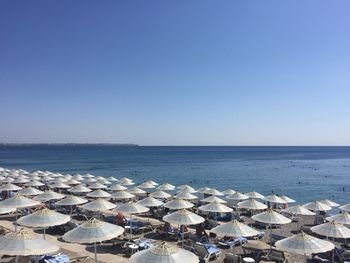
left=260, top=249, right=287, bottom=263
left=134, top=238, right=156, bottom=250
left=193, top=242, right=222, bottom=262
left=218, top=237, right=247, bottom=248
left=42, top=254, right=70, bottom=263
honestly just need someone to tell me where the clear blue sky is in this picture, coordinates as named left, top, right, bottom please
left=1, top=1, right=349, bottom=145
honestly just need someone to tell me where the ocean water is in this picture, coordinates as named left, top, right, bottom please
left=0, top=146, right=349, bottom=205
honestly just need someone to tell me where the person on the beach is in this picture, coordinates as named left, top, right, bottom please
left=116, top=212, right=127, bottom=227
left=195, top=223, right=208, bottom=241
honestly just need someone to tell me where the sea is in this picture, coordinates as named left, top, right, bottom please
left=0, top=146, right=349, bottom=206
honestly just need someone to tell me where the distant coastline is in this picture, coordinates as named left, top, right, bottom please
left=0, top=143, right=138, bottom=147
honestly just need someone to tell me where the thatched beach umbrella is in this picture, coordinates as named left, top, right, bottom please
left=81, top=198, right=116, bottom=212
left=203, top=188, right=224, bottom=196
left=119, top=179, right=135, bottom=186
left=263, top=194, right=287, bottom=204
left=0, top=206, right=16, bottom=215
left=110, top=183, right=127, bottom=191
left=114, top=202, right=149, bottom=214
left=0, top=194, right=41, bottom=230
left=111, top=190, right=135, bottom=200
left=87, top=189, right=111, bottom=198
left=128, top=187, right=147, bottom=195
left=320, top=199, right=340, bottom=207
left=157, top=183, right=175, bottom=191
left=311, top=221, right=350, bottom=239
left=198, top=201, right=233, bottom=213
left=138, top=182, right=156, bottom=190
left=226, top=192, right=249, bottom=201
left=177, top=185, right=196, bottom=193
left=137, top=197, right=164, bottom=207
left=280, top=195, right=296, bottom=203
left=175, top=190, right=197, bottom=200
left=0, top=183, right=22, bottom=191
left=163, top=209, right=204, bottom=226
left=25, top=180, right=45, bottom=187
left=49, top=182, right=70, bottom=189
left=129, top=241, right=199, bottom=263
left=0, top=229, right=59, bottom=262
left=150, top=190, right=172, bottom=199
left=340, top=203, right=350, bottom=212
left=68, top=184, right=91, bottom=194
left=245, top=191, right=264, bottom=199
left=211, top=220, right=260, bottom=238
left=88, top=182, right=107, bottom=190
left=34, top=190, right=65, bottom=202
left=17, top=187, right=43, bottom=196
left=303, top=201, right=332, bottom=211
left=238, top=198, right=268, bottom=210
left=252, top=210, right=291, bottom=245
left=197, top=187, right=211, bottom=193
left=65, top=179, right=81, bottom=185
left=17, top=208, right=70, bottom=239
left=201, top=195, right=227, bottom=203
left=283, top=205, right=316, bottom=216
left=63, top=218, right=124, bottom=263
left=275, top=232, right=334, bottom=256
left=222, top=189, right=236, bottom=195
left=326, top=212, right=350, bottom=225
left=164, top=198, right=194, bottom=210
left=56, top=195, right=88, bottom=214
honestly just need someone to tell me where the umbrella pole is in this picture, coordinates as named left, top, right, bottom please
left=71, top=205, right=73, bottom=215
left=94, top=242, right=97, bottom=263
left=332, top=236, right=335, bottom=263
left=44, top=228, right=46, bottom=240
left=15, top=256, right=18, bottom=263
left=15, top=208, right=18, bottom=231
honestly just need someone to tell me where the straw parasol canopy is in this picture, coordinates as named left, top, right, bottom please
left=245, top=191, right=265, bottom=199
left=107, top=176, right=118, bottom=182
left=34, top=190, right=65, bottom=202
left=282, top=205, right=315, bottom=216
left=138, top=182, right=156, bottom=189
left=114, top=202, right=149, bottom=214
left=226, top=192, right=249, bottom=201
left=111, top=190, right=135, bottom=200
left=222, top=189, right=236, bottom=195
left=150, top=190, right=172, bottom=199
left=280, top=195, right=296, bottom=203
left=263, top=194, right=287, bottom=204
left=49, top=182, right=70, bottom=189
left=275, top=232, right=335, bottom=256
left=17, top=208, right=70, bottom=228
left=252, top=210, right=292, bottom=225
left=326, top=212, right=350, bottom=225
left=311, top=221, right=350, bottom=239
left=24, top=180, right=45, bottom=187
left=203, top=188, right=224, bottom=196
left=0, top=229, right=59, bottom=256
left=63, top=218, right=124, bottom=243
left=17, top=187, right=43, bottom=196
left=145, top=180, right=158, bottom=186
left=177, top=185, right=196, bottom=193
left=201, top=195, right=227, bottom=203
left=65, top=179, right=81, bottom=185
left=129, top=241, right=199, bottom=263
left=88, top=182, right=107, bottom=189
left=68, top=184, right=91, bottom=193
left=163, top=209, right=204, bottom=225
left=63, top=218, right=124, bottom=263
left=87, top=189, right=111, bottom=198
left=197, top=187, right=211, bottom=193
left=119, top=179, right=135, bottom=186
left=238, top=198, right=268, bottom=210
left=137, top=197, right=164, bottom=207
left=128, top=187, right=147, bottom=195
left=340, top=203, right=350, bottom=212
left=157, top=183, right=175, bottom=191
left=198, top=201, right=233, bottom=213
left=56, top=195, right=88, bottom=206
left=0, top=194, right=41, bottom=208
left=175, top=190, right=197, bottom=200
left=0, top=183, right=22, bottom=191
left=110, top=184, right=127, bottom=191
left=81, top=198, right=117, bottom=212
left=164, top=199, right=194, bottom=210
left=211, top=220, right=260, bottom=237
left=303, top=201, right=332, bottom=211
left=320, top=199, right=340, bottom=207
left=0, top=206, right=16, bottom=215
